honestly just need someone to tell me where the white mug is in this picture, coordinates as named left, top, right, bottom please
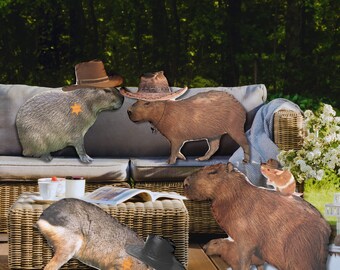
left=38, top=178, right=66, bottom=197
left=65, top=178, right=86, bottom=198
left=38, top=181, right=59, bottom=200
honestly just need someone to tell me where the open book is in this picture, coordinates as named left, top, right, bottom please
left=83, top=185, right=187, bottom=205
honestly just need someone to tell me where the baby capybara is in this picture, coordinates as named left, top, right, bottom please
left=16, top=88, right=123, bottom=163
left=184, top=163, right=331, bottom=270
left=203, top=238, right=264, bottom=270
left=127, top=91, right=250, bottom=164
left=36, top=198, right=150, bottom=270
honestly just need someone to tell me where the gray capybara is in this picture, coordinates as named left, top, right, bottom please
left=36, top=198, right=151, bottom=270
left=184, top=163, right=331, bottom=270
left=16, top=88, right=124, bottom=163
left=203, top=237, right=264, bottom=270
left=127, top=91, right=250, bottom=164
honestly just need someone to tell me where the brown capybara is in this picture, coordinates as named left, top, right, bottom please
left=184, top=163, right=331, bottom=270
left=260, top=159, right=300, bottom=196
left=16, top=88, right=124, bottom=163
left=36, top=198, right=151, bottom=270
left=203, top=237, right=264, bottom=270
left=127, top=91, right=250, bottom=164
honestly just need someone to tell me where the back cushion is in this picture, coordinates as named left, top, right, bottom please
left=0, top=84, right=267, bottom=158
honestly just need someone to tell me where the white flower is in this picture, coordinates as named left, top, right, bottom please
left=316, top=169, right=324, bottom=180
left=306, top=152, right=314, bottom=161
left=323, top=104, right=336, bottom=116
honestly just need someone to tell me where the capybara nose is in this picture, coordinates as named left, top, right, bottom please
left=202, top=244, right=207, bottom=251
left=127, top=109, right=132, bottom=117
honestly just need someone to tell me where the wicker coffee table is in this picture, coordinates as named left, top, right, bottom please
left=8, top=193, right=189, bottom=269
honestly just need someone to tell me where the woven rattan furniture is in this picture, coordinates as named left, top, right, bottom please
left=8, top=193, right=189, bottom=269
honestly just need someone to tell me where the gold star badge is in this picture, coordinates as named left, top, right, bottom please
left=70, top=103, right=82, bottom=115
left=122, top=257, right=133, bottom=270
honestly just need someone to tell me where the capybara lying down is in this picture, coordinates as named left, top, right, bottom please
left=36, top=198, right=150, bottom=270
left=16, top=88, right=124, bottom=163
left=203, top=237, right=264, bottom=270
left=260, top=159, right=300, bottom=196
left=184, top=163, right=331, bottom=270
left=127, top=91, right=250, bottom=164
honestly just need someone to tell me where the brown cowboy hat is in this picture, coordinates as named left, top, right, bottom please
left=62, top=60, right=123, bottom=91
left=120, top=71, right=188, bottom=101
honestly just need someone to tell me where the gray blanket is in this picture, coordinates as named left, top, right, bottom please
left=229, top=98, right=302, bottom=186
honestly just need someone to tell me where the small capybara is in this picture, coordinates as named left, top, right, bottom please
left=184, top=163, right=331, bottom=270
left=16, top=88, right=124, bottom=163
left=36, top=198, right=151, bottom=270
left=260, top=159, right=300, bottom=196
left=203, top=237, right=264, bottom=270
left=127, top=91, right=250, bottom=164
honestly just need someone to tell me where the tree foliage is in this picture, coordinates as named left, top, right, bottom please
left=0, top=0, right=338, bottom=107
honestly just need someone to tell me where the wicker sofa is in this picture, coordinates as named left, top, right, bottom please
left=0, top=83, right=302, bottom=235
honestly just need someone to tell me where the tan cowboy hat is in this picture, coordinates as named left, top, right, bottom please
left=62, top=60, right=123, bottom=91
left=120, top=71, right=188, bottom=101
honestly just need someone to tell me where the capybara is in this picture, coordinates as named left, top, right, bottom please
left=127, top=91, right=250, bottom=164
left=184, top=163, right=331, bottom=270
left=16, top=88, right=124, bottom=163
left=203, top=237, right=264, bottom=270
left=36, top=198, right=151, bottom=270
left=260, top=159, right=300, bottom=196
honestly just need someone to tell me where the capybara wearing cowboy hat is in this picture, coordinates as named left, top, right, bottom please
left=184, top=163, right=331, bottom=270
left=16, top=87, right=123, bottom=163
left=36, top=198, right=151, bottom=270
left=203, top=237, right=264, bottom=270
left=16, top=60, right=124, bottom=163
left=127, top=91, right=250, bottom=164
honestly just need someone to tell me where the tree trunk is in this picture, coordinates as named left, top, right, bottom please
left=221, top=0, right=241, bottom=86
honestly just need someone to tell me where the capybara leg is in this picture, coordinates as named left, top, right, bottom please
left=228, top=128, right=250, bottom=163
left=74, top=140, right=93, bottom=163
left=168, top=141, right=184, bottom=164
left=43, top=248, right=75, bottom=270
left=40, top=153, right=53, bottom=162
left=196, top=136, right=221, bottom=161
left=256, top=265, right=264, bottom=270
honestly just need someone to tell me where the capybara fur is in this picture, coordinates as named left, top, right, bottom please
left=203, top=238, right=264, bottom=270
left=184, top=163, right=331, bottom=270
left=261, top=159, right=300, bottom=196
left=16, top=88, right=124, bottom=163
left=127, top=91, right=250, bottom=164
left=36, top=198, right=151, bottom=270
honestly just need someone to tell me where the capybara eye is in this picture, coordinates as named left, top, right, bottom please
left=208, top=170, right=217, bottom=175
left=103, top=89, right=111, bottom=93
left=144, top=102, right=150, bottom=106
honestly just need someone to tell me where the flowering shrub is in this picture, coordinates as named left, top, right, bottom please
left=277, top=104, right=340, bottom=183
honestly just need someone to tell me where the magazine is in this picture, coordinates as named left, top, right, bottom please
left=83, top=185, right=187, bottom=205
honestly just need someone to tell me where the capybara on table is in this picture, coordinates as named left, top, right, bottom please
left=127, top=91, right=250, bottom=164
left=16, top=88, right=124, bottom=163
left=36, top=198, right=150, bottom=270
left=184, top=163, right=331, bottom=270
left=203, top=237, right=264, bottom=270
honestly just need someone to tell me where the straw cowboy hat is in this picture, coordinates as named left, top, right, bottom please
left=62, top=60, right=123, bottom=91
left=126, top=234, right=185, bottom=270
left=120, top=71, right=188, bottom=101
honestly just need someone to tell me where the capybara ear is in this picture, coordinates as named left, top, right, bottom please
left=227, top=162, right=234, bottom=173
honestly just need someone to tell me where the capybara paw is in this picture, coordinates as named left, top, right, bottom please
left=40, top=154, right=53, bottom=162
left=79, top=154, right=93, bottom=164
left=168, top=157, right=177, bottom=164
left=177, top=153, right=186, bottom=160
left=196, top=156, right=209, bottom=161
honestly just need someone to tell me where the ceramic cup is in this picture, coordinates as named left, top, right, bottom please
left=65, top=178, right=86, bottom=198
left=38, top=178, right=66, bottom=197
left=38, top=181, right=59, bottom=200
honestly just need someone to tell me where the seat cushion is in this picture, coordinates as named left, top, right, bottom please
left=0, top=156, right=129, bottom=182
left=130, top=156, right=229, bottom=182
